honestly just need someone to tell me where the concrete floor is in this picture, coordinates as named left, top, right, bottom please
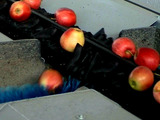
left=0, top=88, right=141, bottom=120
left=128, top=0, right=160, bottom=13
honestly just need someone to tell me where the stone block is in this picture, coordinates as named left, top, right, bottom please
left=0, top=38, right=46, bottom=87
left=119, top=26, right=160, bottom=53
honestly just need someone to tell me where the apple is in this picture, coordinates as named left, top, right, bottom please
left=112, top=37, right=136, bottom=58
left=9, top=1, right=31, bottom=22
left=22, top=0, right=41, bottom=10
left=128, top=66, right=154, bottom=91
left=153, top=81, right=160, bottom=104
left=55, top=7, right=76, bottom=27
left=134, top=47, right=159, bottom=71
left=60, top=27, right=85, bottom=52
left=39, top=69, right=63, bottom=92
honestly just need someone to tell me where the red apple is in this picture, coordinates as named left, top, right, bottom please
left=9, top=1, right=31, bottom=22
left=60, top=27, right=85, bottom=52
left=112, top=37, right=136, bottom=58
left=22, top=0, right=41, bottom=10
left=153, top=81, right=160, bottom=104
left=134, top=47, right=159, bottom=71
left=128, top=66, right=154, bottom=91
left=39, top=69, right=63, bottom=92
left=55, top=7, right=76, bottom=27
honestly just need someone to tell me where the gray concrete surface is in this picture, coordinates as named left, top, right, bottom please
left=128, top=0, right=160, bottom=13
left=0, top=32, right=13, bottom=42
left=0, top=89, right=141, bottom=120
left=0, top=33, right=46, bottom=87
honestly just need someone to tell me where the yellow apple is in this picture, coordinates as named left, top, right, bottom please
left=60, top=27, right=85, bottom=52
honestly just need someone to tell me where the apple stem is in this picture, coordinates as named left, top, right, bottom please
left=50, top=17, right=56, bottom=21
left=126, top=50, right=134, bottom=56
left=154, top=73, right=160, bottom=77
left=15, top=8, right=21, bottom=14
